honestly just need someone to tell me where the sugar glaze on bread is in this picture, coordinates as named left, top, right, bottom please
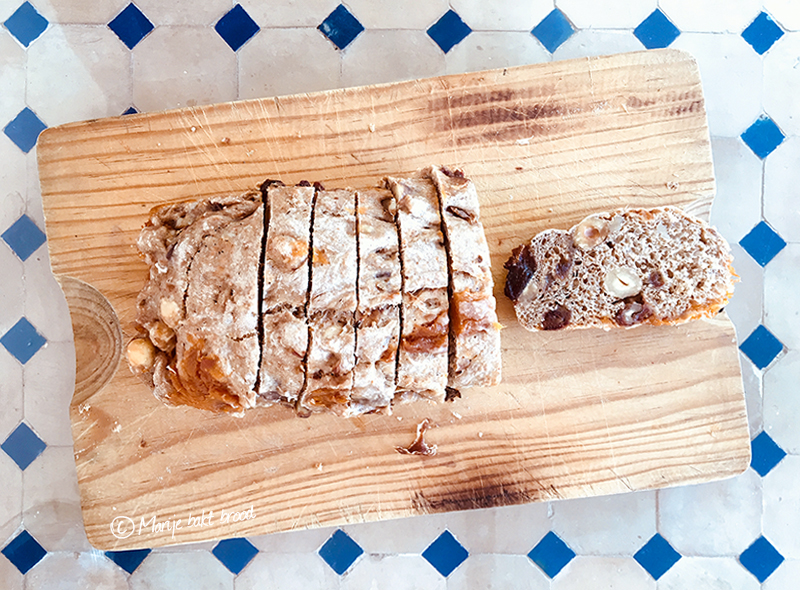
left=504, top=207, right=736, bottom=331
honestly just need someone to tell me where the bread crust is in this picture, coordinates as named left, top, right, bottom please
left=505, top=207, right=736, bottom=331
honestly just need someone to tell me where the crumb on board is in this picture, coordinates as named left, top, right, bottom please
left=396, top=418, right=437, bottom=456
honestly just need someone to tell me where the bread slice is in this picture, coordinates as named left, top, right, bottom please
left=300, top=188, right=358, bottom=414
left=386, top=175, right=449, bottom=403
left=352, top=188, right=402, bottom=413
left=428, top=166, right=502, bottom=389
left=131, top=192, right=263, bottom=415
left=504, top=207, right=736, bottom=331
left=259, top=183, right=315, bottom=406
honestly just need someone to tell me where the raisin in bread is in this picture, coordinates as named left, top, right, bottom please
left=504, top=207, right=735, bottom=331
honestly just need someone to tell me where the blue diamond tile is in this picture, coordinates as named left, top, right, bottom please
left=740, top=325, right=784, bottom=370
left=212, top=538, right=258, bottom=575
left=318, top=4, right=364, bottom=51
left=108, top=3, right=154, bottom=50
left=1, top=422, right=46, bottom=470
left=742, top=12, right=784, bottom=55
left=739, top=536, right=784, bottom=582
left=3, top=1, right=48, bottom=47
left=427, top=9, right=471, bottom=54
left=318, top=529, right=363, bottom=575
left=4, top=107, right=47, bottom=154
left=122, top=106, right=138, bottom=116
left=527, top=531, right=575, bottom=579
left=531, top=9, right=574, bottom=54
left=634, top=9, right=681, bottom=49
left=1, top=530, right=47, bottom=574
left=750, top=431, right=786, bottom=476
left=1, top=317, right=47, bottom=365
left=422, top=530, right=468, bottom=577
left=634, top=534, right=681, bottom=580
left=741, top=116, right=785, bottom=159
left=215, top=4, right=259, bottom=52
left=105, top=548, right=151, bottom=574
left=739, top=221, right=787, bottom=266
left=2, top=214, right=46, bottom=261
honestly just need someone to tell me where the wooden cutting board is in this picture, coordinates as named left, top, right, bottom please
left=38, top=49, right=749, bottom=551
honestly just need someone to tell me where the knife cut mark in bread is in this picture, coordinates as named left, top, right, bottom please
left=386, top=175, right=449, bottom=404
left=130, top=192, right=263, bottom=415
left=429, top=166, right=502, bottom=389
left=504, top=207, right=736, bottom=331
left=352, top=188, right=402, bottom=413
left=300, top=188, right=358, bottom=415
left=259, top=182, right=314, bottom=406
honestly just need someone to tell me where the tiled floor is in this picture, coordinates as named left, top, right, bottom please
left=1, top=1, right=798, bottom=588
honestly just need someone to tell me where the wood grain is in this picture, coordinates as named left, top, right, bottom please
left=37, top=49, right=749, bottom=550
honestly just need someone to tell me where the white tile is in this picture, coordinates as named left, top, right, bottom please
left=762, top=559, right=800, bottom=590
left=0, top=244, right=24, bottom=335
left=0, top=553, right=24, bottom=590
left=156, top=539, right=218, bottom=553
left=660, top=0, right=762, bottom=33
left=23, top=253, right=74, bottom=344
left=345, top=0, right=448, bottom=29
left=671, top=33, right=763, bottom=138
left=764, top=0, right=800, bottom=31
left=23, top=341, right=75, bottom=447
left=247, top=525, right=337, bottom=553
left=135, top=0, right=231, bottom=26
left=656, top=556, right=760, bottom=590
left=26, top=25, right=132, bottom=126
left=0, top=179, right=26, bottom=233
left=553, top=491, right=656, bottom=556
left=0, top=31, right=26, bottom=123
left=764, top=136, right=800, bottom=243
left=445, top=31, right=550, bottom=76
left=0, top=348, right=23, bottom=443
left=238, top=28, right=341, bottom=100
left=22, top=445, right=90, bottom=552
left=553, top=29, right=642, bottom=61
left=740, top=352, right=764, bottom=438
left=450, top=0, right=552, bottom=32
left=763, top=455, right=800, bottom=558
left=26, top=151, right=47, bottom=230
left=341, top=555, right=445, bottom=589
left=447, top=554, right=549, bottom=590
left=343, top=513, right=451, bottom=555
left=35, top=0, right=129, bottom=24
left=724, top=244, right=764, bottom=341
left=551, top=556, right=656, bottom=590
left=709, top=136, right=763, bottom=245
left=764, top=350, right=800, bottom=454
left=764, top=245, right=800, bottom=351
left=764, top=33, right=800, bottom=136
left=0, top=453, right=23, bottom=546
left=490, top=502, right=554, bottom=554
left=556, top=0, right=657, bottom=29
left=341, top=30, right=445, bottom=88
left=132, top=26, right=237, bottom=113
left=658, top=469, right=762, bottom=556
left=238, top=0, right=339, bottom=28
left=25, top=550, right=128, bottom=590
left=235, top=551, right=341, bottom=589
left=129, top=551, right=234, bottom=590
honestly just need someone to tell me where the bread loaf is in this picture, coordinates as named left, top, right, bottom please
left=504, top=207, right=736, bottom=331
left=129, top=168, right=502, bottom=417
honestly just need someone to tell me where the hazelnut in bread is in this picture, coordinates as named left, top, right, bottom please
left=504, top=207, right=736, bottom=331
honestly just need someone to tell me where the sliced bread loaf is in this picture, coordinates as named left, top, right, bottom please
left=504, top=207, right=735, bottom=331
